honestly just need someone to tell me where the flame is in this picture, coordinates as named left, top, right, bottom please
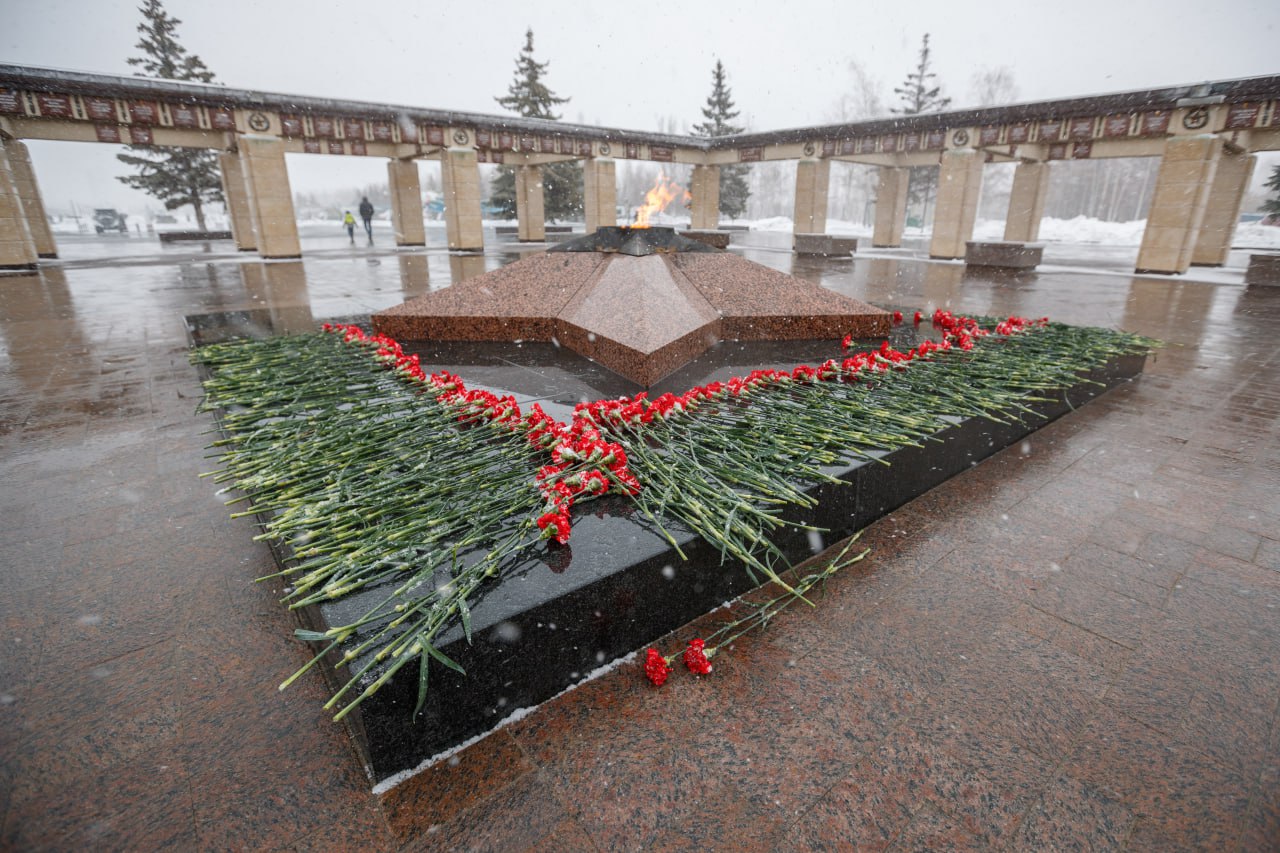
left=632, top=173, right=687, bottom=228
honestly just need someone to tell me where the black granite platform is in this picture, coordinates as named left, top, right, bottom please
left=285, top=345, right=1146, bottom=786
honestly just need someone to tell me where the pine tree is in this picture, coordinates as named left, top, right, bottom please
left=892, top=34, right=951, bottom=225
left=1262, top=165, right=1280, bottom=216
left=691, top=60, right=750, bottom=220
left=116, top=0, right=224, bottom=231
left=490, top=29, right=581, bottom=222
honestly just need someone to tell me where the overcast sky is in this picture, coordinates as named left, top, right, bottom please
left=4, top=0, right=1278, bottom=215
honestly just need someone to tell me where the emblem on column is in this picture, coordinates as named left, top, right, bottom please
left=1182, top=107, right=1209, bottom=130
left=951, top=129, right=970, bottom=146
left=247, top=112, right=270, bottom=132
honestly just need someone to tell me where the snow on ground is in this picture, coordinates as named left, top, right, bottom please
left=45, top=211, right=1280, bottom=250
left=750, top=213, right=1280, bottom=249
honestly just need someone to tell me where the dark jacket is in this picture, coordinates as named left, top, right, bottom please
left=358, top=199, right=374, bottom=220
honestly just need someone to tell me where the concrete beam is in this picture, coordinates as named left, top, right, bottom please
left=218, top=150, right=257, bottom=252
left=1136, top=135, right=1220, bottom=274
left=515, top=165, right=545, bottom=242
left=3, top=138, right=56, bottom=258
left=792, top=158, right=830, bottom=236
left=929, top=149, right=984, bottom=260
left=441, top=146, right=484, bottom=251
left=689, top=165, right=720, bottom=230
left=1191, top=148, right=1253, bottom=267
left=1004, top=161, right=1051, bottom=243
left=872, top=166, right=910, bottom=248
left=583, top=158, right=617, bottom=233
left=0, top=140, right=38, bottom=269
left=238, top=135, right=301, bottom=259
left=387, top=159, right=426, bottom=247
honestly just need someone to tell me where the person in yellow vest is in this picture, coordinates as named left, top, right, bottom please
left=342, top=211, right=356, bottom=244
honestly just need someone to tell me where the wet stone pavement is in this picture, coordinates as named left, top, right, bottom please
left=1, top=229, right=1278, bottom=851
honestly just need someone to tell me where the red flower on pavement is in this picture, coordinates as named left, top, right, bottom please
left=683, top=638, right=713, bottom=675
left=892, top=311, right=903, bottom=324
left=913, top=311, right=923, bottom=324
left=644, top=649, right=672, bottom=686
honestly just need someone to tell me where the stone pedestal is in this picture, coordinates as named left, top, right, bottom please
left=219, top=151, right=257, bottom=252
left=0, top=140, right=38, bottom=269
left=387, top=159, right=426, bottom=247
left=792, top=158, right=830, bottom=236
left=1245, top=253, right=1280, bottom=286
left=1191, top=150, right=1254, bottom=267
left=794, top=234, right=857, bottom=256
left=872, top=166, right=909, bottom=248
left=515, top=166, right=545, bottom=242
left=4, top=139, right=56, bottom=258
left=583, top=158, right=617, bottom=233
left=441, top=147, right=484, bottom=251
left=1136, top=135, right=1220, bottom=274
left=678, top=229, right=731, bottom=249
left=1004, top=161, right=1050, bottom=243
left=238, top=135, right=301, bottom=259
left=689, top=165, right=720, bottom=230
left=965, top=241, right=1044, bottom=270
left=930, top=150, right=983, bottom=260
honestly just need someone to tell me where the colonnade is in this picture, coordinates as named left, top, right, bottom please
left=0, top=129, right=1262, bottom=276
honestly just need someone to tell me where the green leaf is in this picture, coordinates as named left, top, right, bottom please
left=294, top=629, right=331, bottom=642
left=459, top=599, right=473, bottom=644
left=425, top=642, right=466, bottom=676
left=414, top=647, right=430, bottom=718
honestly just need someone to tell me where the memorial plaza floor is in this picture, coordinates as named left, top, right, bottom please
left=1, top=227, right=1278, bottom=850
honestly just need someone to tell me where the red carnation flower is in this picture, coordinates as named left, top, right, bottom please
left=644, top=649, right=672, bottom=686
left=892, top=311, right=903, bottom=324
left=683, top=638, right=713, bottom=675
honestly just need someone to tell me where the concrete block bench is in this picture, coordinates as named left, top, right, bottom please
left=157, top=230, right=233, bottom=243
left=493, top=225, right=574, bottom=237
left=794, top=234, right=858, bottom=256
left=678, top=229, right=732, bottom=249
left=965, top=241, right=1044, bottom=270
left=1245, top=253, right=1280, bottom=286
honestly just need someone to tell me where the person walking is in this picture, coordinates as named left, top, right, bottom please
left=342, top=210, right=356, bottom=244
left=358, top=196, right=375, bottom=243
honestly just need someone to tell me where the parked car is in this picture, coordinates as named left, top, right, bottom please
left=93, top=208, right=128, bottom=233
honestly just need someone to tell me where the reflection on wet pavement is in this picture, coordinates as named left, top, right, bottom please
left=1, top=230, right=1278, bottom=849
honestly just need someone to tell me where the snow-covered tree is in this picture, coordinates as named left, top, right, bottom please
left=490, top=29, right=581, bottom=222
left=116, top=0, right=223, bottom=231
left=1262, top=165, right=1280, bottom=215
left=893, top=34, right=951, bottom=225
left=691, top=60, right=750, bottom=219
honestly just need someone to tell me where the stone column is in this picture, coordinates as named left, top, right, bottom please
left=1136, top=135, right=1221, bottom=274
left=583, top=158, right=617, bottom=233
left=792, top=158, right=831, bottom=235
left=929, top=149, right=984, bottom=259
left=872, top=166, right=909, bottom=247
left=1191, top=148, right=1254, bottom=267
left=4, top=139, right=56, bottom=258
left=387, top=159, right=426, bottom=247
left=238, top=135, right=301, bottom=259
left=689, top=164, right=721, bottom=230
left=1004, top=161, right=1051, bottom=243
left=218, top=150, right=257, bottom=252
left=440, top=146, right=484, bottom=251
left=515, top=165, right=546, bottom=242
left=0, top=140, right=38, bottom=270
